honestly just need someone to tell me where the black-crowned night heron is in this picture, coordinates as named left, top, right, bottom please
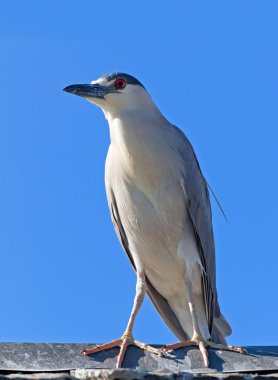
left=63, top=73, right=245, bottom=368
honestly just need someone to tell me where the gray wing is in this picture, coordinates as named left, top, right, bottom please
left=171, top=125, right=218, bottom=333
left=108, top=189, right=188, bottom=341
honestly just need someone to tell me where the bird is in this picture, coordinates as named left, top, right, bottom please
left=63, top=73, right=245, bottom=368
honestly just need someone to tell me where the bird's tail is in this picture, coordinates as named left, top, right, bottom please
left=211, top=313, right=232, bottom=345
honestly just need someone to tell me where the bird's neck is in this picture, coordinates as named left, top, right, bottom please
left=109, top=110, right=166, bottom=152
left=104, top=103, right=177, bottom=201
left=105, top=106, right=173, bottom=192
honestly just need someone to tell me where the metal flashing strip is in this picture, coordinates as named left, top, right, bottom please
left=0, top=343, right=277, bottom=374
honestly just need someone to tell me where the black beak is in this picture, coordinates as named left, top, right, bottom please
left=63, top=84, right=108, bottom=99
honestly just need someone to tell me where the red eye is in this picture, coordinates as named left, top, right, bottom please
left=115, top=78, right=126, bottom=89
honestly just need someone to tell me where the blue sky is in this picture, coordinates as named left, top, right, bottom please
left=0, top=1, right=277, bottom=347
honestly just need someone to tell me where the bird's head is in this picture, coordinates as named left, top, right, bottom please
left=63, top=73, right=153, bottom=118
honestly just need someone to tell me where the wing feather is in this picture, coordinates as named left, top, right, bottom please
left=171, top=126, right=217, bottom=333
left=108, top=190, right=188, bottom=341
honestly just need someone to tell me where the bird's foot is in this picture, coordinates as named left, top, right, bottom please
left=81, top=334, right=163, bottom=368
left=161, top=335, right=247, bottom=368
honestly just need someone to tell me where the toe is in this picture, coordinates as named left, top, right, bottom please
left=116, top=338, right=129, bottom=368
left=81, top=339, right=122, bottom=356
left=199, top=341, right=209, bottom=367
left=228, top=345, right=247, bottom=354
left=134, top=340, right=162, bottom=355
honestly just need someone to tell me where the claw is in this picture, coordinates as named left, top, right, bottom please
left=81, top=336, right=161, bottom=368
left=161, top=339, right=247, bottom=368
